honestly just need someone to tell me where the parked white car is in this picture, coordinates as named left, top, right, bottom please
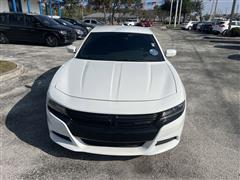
left=123, top=19, right=139, bottom=26
left=181, top=21, right=197, bottom=30
left=212, top=20, right=240, bottom=34
left=46, top=26, right=186, bottom=156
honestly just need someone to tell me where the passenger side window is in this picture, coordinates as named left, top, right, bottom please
left=9, top=14, right=24, bottom=26
left=91, top=20, right=97, bottom=24
left=25, top=16, right=35, bottom=27
left=84, top=20, right=90, bottom=23
left=0, top=14, right=8, bottom=25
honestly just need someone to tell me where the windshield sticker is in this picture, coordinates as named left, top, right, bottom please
left=149, top=49, right=158, bottom=56
left=151, top=43, right=155, bottom=47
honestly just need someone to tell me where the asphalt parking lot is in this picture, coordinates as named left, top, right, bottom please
left=0, top=27, right=239, bottom=179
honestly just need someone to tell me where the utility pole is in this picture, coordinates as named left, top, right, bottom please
left=174, top=0, right=179, bottom=28
left=228, top=0, right=237, bottom=31
left=178, top=0, right=183, bottom=25
left=169, top=0, right=174, bottom=26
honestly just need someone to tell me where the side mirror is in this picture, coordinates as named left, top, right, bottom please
left=166, top=49, right=177, bottom=57
left=67, top=45, right=77, bottom=53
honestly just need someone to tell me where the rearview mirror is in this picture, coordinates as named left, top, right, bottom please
left=67, top=45, right=77, bottom=53
left=166, top=49, right=177, bottom=57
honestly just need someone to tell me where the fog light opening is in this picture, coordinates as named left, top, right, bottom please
left=52, top=131, right=72, bottom=142
left=155, top=136, right=177, bottom=146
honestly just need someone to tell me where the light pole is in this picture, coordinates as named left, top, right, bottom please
left=169, top=0, right=174, bottom=25
left=174, top=0, right=179, bottom=28
left=178, top=0, right=182, bottom=24
left=209, top=0, right=215, bottom=21
left=228, top=0, right=237, bottom=31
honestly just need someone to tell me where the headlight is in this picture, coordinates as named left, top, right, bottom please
left=48, top=99, right=71, bottom=124
left=75, top=29, right=83, bottom=35
left=59, top=30, right=67, bottom=35
left=158, top=101, right=185, bottom=125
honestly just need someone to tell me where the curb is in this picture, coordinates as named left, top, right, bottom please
left=0, top=63, right=24, bottom=81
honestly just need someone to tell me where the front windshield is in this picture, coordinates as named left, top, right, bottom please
left=58, top=19, right=73, bottom=26
left=76, top=32, right=164, bottom=62
left=35, top=15, right=59, bottom=26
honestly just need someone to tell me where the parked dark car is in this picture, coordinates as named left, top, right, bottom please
left=200, top=22, right=213, bottom=33
left=54, top=18, right=87, bottom=39
left=192, top=22, right=199, bottom=31
left=60, top=17, right=94, bottom=32
left=0, top=13, right=76, bottom=46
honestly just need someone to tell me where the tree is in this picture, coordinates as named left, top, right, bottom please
left=88, top=0, right=141, bottom=24
left=161, top=0, right=204, bottom=23
left=194, top=0, right=204, bottom=21
left=62, top=0, right=81, bottom=18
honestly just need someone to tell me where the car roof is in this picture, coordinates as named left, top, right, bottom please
left=91, top=25, right=153, bottom=35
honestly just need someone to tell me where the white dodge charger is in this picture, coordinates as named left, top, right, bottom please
left=46, top=26, right=186, bottom=156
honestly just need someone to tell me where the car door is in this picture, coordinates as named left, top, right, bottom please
left=8, top=14, right=26, bottom=41
left=24, top=15, right=43, bottom=42
left=0, top=13, right=11, bottom=39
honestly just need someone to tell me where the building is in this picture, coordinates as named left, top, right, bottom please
left=0, top=0, right=63, bottom=16
left=142, top=0, right=164, bottom=10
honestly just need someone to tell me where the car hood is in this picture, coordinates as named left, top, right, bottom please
left=55, top=59, right=177, bottom=101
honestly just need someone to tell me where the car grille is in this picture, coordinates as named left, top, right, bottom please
left=65, top=109, right=161, bottom=145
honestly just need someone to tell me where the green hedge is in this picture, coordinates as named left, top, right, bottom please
left=230, top=27, right=240, bottom=37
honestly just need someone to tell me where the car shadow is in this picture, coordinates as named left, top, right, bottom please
left=5, top=66, right=137, bottom=161
left=210, top=40, right=240, bottom=44
left=228, top=54, right=240, bottom=61
left=214, top=45, right=240, bottom=50
left=8, top=41, right=72, bottom=47
left=203, top=36, right=223, bottom=40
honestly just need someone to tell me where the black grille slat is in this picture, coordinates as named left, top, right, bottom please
left=49, top=107, right=162, bottom=145
left=67, top=109, right=159, bottom=128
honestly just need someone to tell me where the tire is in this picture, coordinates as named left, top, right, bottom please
left=45, top=35, right=58, bottom=47
left=222, top=30, right=228, bottom=36
left=0, top=33, right=9, bottom=44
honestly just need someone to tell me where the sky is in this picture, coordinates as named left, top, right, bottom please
left=203, top=0, right=240, bottom=14
left=142, top=0, right=240, bottom=14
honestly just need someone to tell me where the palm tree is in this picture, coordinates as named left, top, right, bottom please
left=169, top=0, right=174, bottom=25
left=213, top=0, right=219, bottom=18
left=209, top=0, right=215, bottom=21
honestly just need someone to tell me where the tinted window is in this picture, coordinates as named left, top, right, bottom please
left=57, top=19, right=73, bottom=26
left=91, top=20, right=97, bottom=24
left=9, top=14, right=24, bottom=26
left=25, top=15, right=36, bottom=27
left=0, top=14, right=8, bottom=24
left=84, top=20, right=90, bottom=23
left=77, top=32, right=164, bottom=62
left=35, top=15, right=59, bottom=26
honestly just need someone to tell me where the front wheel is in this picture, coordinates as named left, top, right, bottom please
left=188, top=26, right=192, bottom=30
left=222, top=30, right=229, bottom=36
left=0, top=33, right=9, bottom=44
left=45, top=35, right=58, bottom=47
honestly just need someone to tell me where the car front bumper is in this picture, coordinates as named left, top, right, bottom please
left=46, top=107, right=186, bottom=156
